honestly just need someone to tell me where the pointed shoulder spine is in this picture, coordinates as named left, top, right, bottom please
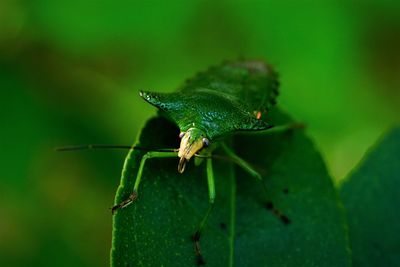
left=139, top=90, right=162, bottom=106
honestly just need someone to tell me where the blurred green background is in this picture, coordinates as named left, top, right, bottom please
left=1, top=1, right=399, bottom=266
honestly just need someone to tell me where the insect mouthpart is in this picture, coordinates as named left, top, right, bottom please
left=178, top=157, right=187, bottom=173
left=177, top=128, right=206, bottom=173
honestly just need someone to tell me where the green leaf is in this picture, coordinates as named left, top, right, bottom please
left=111, top=110, right=350, bottom=266
left=340, top=127, right=400, bottom=267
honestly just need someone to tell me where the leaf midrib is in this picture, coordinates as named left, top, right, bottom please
left=229, top=163, right=236, bottom=267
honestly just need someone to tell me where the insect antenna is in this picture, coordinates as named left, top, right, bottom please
left=55, top=144, right=178, bottom=153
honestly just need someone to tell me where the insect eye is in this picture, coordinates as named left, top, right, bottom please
left=179, top=132, right=185, bottom=138
left=202, top=138, right=210, bottom=147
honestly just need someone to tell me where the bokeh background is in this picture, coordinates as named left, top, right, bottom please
left=1, top=1, right=399, bottom=266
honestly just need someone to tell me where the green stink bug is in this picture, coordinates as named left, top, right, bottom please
left=138, top=61, right=278, bottom=173
left=109, top=60, right=301, bottom=263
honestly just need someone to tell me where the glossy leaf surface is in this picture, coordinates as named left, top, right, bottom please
left=111, top=110, right=350, bottom=266
left=340, top=128, right=400, bottom=267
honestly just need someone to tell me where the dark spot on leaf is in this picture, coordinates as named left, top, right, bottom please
left=280, top=215, right=291, bottom=225
left=220, top=222, right=227, bottom=230
left=283, top=188, right=289, bottom=194
left=196, top=255, right=206, bottom=266
left=265, top=201, right=274, bottom=210
left=264, top=201, right=291, bottom=225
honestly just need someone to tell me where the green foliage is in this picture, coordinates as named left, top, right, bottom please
left=2, top=2, right=400, bottom=266
left=340, top=128, right=400, bottom=267
left=111, top=109, right=351, bottom=266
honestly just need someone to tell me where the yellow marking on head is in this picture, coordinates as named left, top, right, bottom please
left=177, top=128, right=205, bottom=173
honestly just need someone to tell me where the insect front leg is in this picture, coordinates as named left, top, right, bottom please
left=111, top=151, right=177, bottom=214
left=193, top=158, right=215, bottom=265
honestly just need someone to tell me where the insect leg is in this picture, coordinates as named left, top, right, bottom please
left=220, top=143, right=263, bottom=182
left=111, top=151, right=177, bottom=214
left=220, top=142, right=268, bottom=202
left=220, top=143, right=290, bottom=225
left=193, top=158, right=215, bottom=265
